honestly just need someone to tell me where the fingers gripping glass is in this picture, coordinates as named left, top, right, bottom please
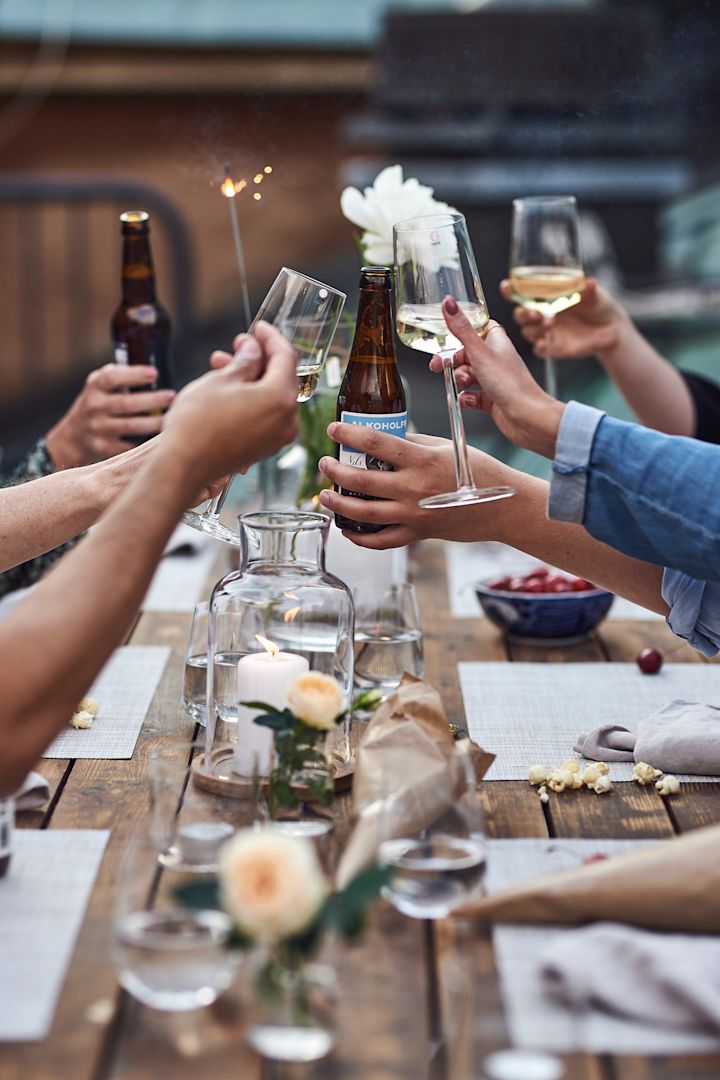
left=508, top=195, right=586, bottom=400
left=393, top=214, right=514, bottom=509
left=182, top=268, right=346, bottom=547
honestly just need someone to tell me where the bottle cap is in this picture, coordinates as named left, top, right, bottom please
left=483, top=1050, right=564, bottom=1080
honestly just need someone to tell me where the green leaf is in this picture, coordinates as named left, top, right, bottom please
left=322, top=865, right=391, bottom=940
left=254, top=710, right=296, bottom=732
left=239, top=699, right=278, bottom=712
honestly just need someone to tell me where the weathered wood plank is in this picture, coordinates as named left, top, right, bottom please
left=1, top=612, right=195, bottom=1080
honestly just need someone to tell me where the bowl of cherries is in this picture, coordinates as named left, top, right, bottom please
left=475, top=568, right=614, bottom=645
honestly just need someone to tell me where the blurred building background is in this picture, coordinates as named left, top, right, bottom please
left=2, top=0, right=720, bottom=471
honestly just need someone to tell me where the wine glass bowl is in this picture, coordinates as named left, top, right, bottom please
left=393, top=213, right=515, bottom=510
left=182, top=268, right=346, bottom=546
left=509, top=196, right=586, bottom=397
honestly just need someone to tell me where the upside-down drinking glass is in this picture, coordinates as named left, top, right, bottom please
left=393, top=213, right=515, bottom=509
left=182, top=268, right=346, bottom=547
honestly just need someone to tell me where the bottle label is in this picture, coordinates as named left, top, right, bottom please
left=114, top=344, right=129, bottom=365
left=339, top=410, right=407, bottom=469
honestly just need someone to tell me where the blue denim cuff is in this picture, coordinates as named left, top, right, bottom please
left=662, top=566, right=720, bottom=658
left=548, top=401, right=606, bottom=523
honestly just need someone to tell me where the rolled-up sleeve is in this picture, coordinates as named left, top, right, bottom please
left=548, top=401, right=606, bottom=523
left=662, top=568, right=720, bottom=657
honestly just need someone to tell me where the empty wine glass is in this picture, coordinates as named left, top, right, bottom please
left=182, top=268, right=346, bottom=547
left=509, top=195, right=586, bottom=399
left=394, top=213, right=515, bottom=509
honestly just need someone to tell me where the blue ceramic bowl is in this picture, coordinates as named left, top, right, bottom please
left=475, top=578, right=614, bottom=645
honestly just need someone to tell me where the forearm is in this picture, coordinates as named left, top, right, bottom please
left=0, top=443, right=150, bottom=573
left=484, top=467, right=668, bottom=614
left=0, top=444, right=196, bottom=795
left=597, top=319, right=695, bottom=436
left=581, top=417, right=720, bottom=581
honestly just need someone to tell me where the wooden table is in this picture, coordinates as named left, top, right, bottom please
left=5, top=540, right=720, bottom=1080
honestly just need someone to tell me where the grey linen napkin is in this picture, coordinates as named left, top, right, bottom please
left=574, top=699, right=720, bottom=773
left=540, top=922, right=720, bottom=1033
left=14, top=771, right=50, bottom=811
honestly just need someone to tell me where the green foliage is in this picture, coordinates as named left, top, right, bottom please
left=296, top=391, right=336, bottom=505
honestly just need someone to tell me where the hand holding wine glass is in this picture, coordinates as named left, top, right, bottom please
left=501, top=276, right=627, bottom=362
left=430, top=299, right=565, bottom=460
left=393, top=212, right=514, bottom=509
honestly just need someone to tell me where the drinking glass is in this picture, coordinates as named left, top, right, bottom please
left=353, top=582, right=424, bottom=695
left=182, top=268, right=346, bottom=547
left=378, top=745, right=486, bottom=919
left=182, top=601, right=209, bottom=726
left=509, top=195, right=586, bottom=399
left=113, top=830, right=239, bottom=1011
left=394, top=213, right=515, bottom=509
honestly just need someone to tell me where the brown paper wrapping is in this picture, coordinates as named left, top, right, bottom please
left=455, top=823, right=720, bottom=933
left=336, top=674, right=494, bottom=887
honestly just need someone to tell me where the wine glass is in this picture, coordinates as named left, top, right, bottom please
left=182, top=268, right=346, bottom=546
left=509, top=195, right=586, bottom=399
left=393, top=213, right=515, bottom=509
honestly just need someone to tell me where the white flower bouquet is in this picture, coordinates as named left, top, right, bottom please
left=341, top=164, right=457, bottom=267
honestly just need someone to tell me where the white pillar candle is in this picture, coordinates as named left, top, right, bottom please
left=234, top=650, right=309, bottom=776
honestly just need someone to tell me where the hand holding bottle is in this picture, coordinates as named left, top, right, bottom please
left=44, top=364, right=175, bottom=467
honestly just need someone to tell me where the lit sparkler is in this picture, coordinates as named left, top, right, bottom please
left=221, top=164, right=252, bottom=331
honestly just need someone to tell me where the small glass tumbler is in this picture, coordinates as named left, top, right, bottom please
left=113, top=830, right=239, bottom=1012
left=183, top=602, right=209, bottom=727
left=353, top=583, right=424, bottom=696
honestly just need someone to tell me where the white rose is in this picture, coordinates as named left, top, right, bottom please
left=219, top=827, right=327, bottom=943
left=287, top=672, right=344, bottom=731
left=340, top=164, right=458, bottom=268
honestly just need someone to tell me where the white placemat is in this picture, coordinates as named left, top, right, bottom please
left=459, top=661, right=720, bottom=780
left=486, top=838, right=720, bottom=1055
left=445, top=541, right=664, bottom=621
left=44, top=646, right=170, bottom=759
left=142, top=525, right=220, bottom=613
left=0, top=829, right=110, bottom=1041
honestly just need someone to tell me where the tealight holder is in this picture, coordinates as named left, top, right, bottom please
left=203, top=512, right=354, bottom=785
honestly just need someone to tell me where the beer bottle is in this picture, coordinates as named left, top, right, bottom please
left=334, top=266, right=407, bottom=534
left=111, top=210, right=172, bottom=391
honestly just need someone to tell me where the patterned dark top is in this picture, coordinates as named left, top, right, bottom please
left=0, top=439, right=82, bottom=599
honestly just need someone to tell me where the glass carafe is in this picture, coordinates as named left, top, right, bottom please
left=206, top=512, right=354, bottom=781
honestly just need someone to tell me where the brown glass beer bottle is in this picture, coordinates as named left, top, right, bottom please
left=334, top=266, right=407, bottom=534
left=111, top=211, right=172, bottom=391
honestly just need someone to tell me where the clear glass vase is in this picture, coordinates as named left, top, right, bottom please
left=205, top=512, right=354, bottom=783
left=245, top=948, right=337, bottom=1063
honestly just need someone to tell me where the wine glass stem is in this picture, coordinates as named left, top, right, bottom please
left=544, top=318, right=557, bottom=399
left=203, top=474, right=235, bottom=519
left=440, top=350, right=476, bottom=491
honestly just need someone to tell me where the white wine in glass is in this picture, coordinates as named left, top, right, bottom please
left=181, top=268, right=346, bottom=546
left=394, top=213, right=514, bottom=510
left=509, top=196, right=586, bottom=398
left=396, top=300, right=489, bottom=353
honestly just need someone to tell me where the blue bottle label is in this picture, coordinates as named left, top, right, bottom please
left=339, top=410, right=407, bottom=469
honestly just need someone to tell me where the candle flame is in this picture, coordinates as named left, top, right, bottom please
left=255, top=634, right=279, bottom=657
left=284, top=606, right=301, bottom=623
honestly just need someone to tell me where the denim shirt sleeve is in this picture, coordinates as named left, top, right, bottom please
left=662, top=568, right=720, bottom=657
left=548, top=401, right=606, bottom=523
left=549, top=403, right=720, bottom=583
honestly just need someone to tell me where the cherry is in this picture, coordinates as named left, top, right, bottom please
left=637, top=647, right=663, bottom=674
